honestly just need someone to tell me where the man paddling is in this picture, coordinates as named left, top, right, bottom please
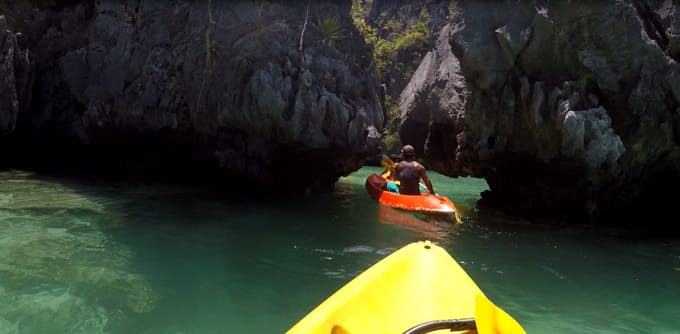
left=394, top=145, right=436, bottom=195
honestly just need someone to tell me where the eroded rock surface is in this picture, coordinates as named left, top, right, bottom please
left=5, top=0, right=680, bottom=225
left=0, top=16, right=31, bottom=138
left=2, top=1, right=382, bottom=191
left=400, top=0, right=680, bottom=224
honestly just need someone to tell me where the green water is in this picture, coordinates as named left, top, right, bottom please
left=0, top=167, right=678, bottom=333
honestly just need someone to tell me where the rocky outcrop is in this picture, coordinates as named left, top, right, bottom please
left=367, top=0, right=450, bottom=99
left=0, top=16, right=18, bottom=136
left=358, top=0, right=451, bottom=154
left=400, top=0, right=680, bottom=225
left=7, top=0, right=680, bottom=225
left=2, top=1, right=382, bottom=190
left=0, top=16, right=30, bottom=138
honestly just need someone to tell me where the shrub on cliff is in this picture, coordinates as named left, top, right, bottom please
left=312, top=17, right=345, bottom=47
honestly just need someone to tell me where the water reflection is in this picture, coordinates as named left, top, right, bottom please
left=376, top=205, right=455, bottom=241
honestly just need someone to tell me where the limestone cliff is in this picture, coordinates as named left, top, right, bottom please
left=0, top=16, right=30, bottom=138
left=1, top=0, right=383, bottom=190
left=0, top=16, right=18, bottom=136
left=400, top=0, right=680, bottom=224
left=4, top=0, right=680, bottom=225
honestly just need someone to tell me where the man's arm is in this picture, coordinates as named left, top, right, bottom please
left=418, top=165, right=435, bottom=194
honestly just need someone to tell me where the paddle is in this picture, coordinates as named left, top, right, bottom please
left=380, top=154, right=397, bottom=172
left=475, top=293, right=526, bottom=334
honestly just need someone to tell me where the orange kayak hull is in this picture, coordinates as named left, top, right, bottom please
left=365, top=174, right=458, bottom=216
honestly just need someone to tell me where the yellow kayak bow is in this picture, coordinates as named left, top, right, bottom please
left=287, top=241, right=526, bottom=334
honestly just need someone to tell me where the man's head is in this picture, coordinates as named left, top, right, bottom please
left=400, top=145, right=415, bottom=161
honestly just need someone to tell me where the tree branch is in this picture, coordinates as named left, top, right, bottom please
left=299, top=0, right=311, bottom=51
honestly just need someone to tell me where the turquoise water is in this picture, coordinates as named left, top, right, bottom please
left=0, top=167, right=678, bottom=333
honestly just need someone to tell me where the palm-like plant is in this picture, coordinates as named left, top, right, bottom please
left=311, top=17, right=345, bottom=47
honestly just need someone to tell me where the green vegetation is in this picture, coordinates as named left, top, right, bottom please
left=448, top=0, right=459, bottom=16
left=197, top=0, right=218, bottom=112
left=352, top=3, right=430, bottom=77
left=351, top=1, right=433, bottom=153
left=383, top=95, right=402, bottom=149
left=351, top=2, right=379, bottom=45
left=311, top=17, right=346, bottom=47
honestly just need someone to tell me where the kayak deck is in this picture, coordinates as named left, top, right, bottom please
left=287, top=241, right=525, bottom=334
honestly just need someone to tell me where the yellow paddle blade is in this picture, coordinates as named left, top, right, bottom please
left=380, top=155, right=396, bottom=170
left=475, top=294, right=526, bottom=334
left=453, top=205, right=463, bottom=224
left=455, top=204, right=471, bottom=213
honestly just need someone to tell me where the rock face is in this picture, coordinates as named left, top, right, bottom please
left=400, top=0, right=680, bottom=224
left=5, top=0, right=680, bottom=225
left=1, top=0, right=383, bottom=190
left=367, top=0, right=450, bottom=99
left=0, top=16, right=18, bottom=136
left=359, top=0, right=451, bottom=154
left=0, top=16, right=30, bottom=138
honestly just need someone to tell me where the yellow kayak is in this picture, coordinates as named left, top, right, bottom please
left=287, top=241, right=526, bottom=334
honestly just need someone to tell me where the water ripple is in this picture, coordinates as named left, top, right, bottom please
left=342, top=245, right=375, bottom=254
left=0, top=171, right=159, bottom=333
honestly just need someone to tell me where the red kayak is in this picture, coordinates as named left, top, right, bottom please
left=365, top=174, right=460, bottom=220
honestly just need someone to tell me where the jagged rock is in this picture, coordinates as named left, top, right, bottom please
left=2, top=1, right=382, bottom=191
left=399, top=22, right=469, bottom=174
left=6, top=0, right=680, bottom=225
left=400, top=0, right=680, bottom=225
left=367, top=0, right=451, bottom=99
left=0, top=16, right=20, bottom=136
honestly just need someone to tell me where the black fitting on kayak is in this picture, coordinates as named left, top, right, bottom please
left=403, top=318, right=476, bottom=334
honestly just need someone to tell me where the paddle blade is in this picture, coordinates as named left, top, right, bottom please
left=453, top=205, right=463, bottom=224
left=475, top=294, right=526, bottom=334
left=381, top=155, right=396, bottom=170
left=455, top=204, right=472, bottom=214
